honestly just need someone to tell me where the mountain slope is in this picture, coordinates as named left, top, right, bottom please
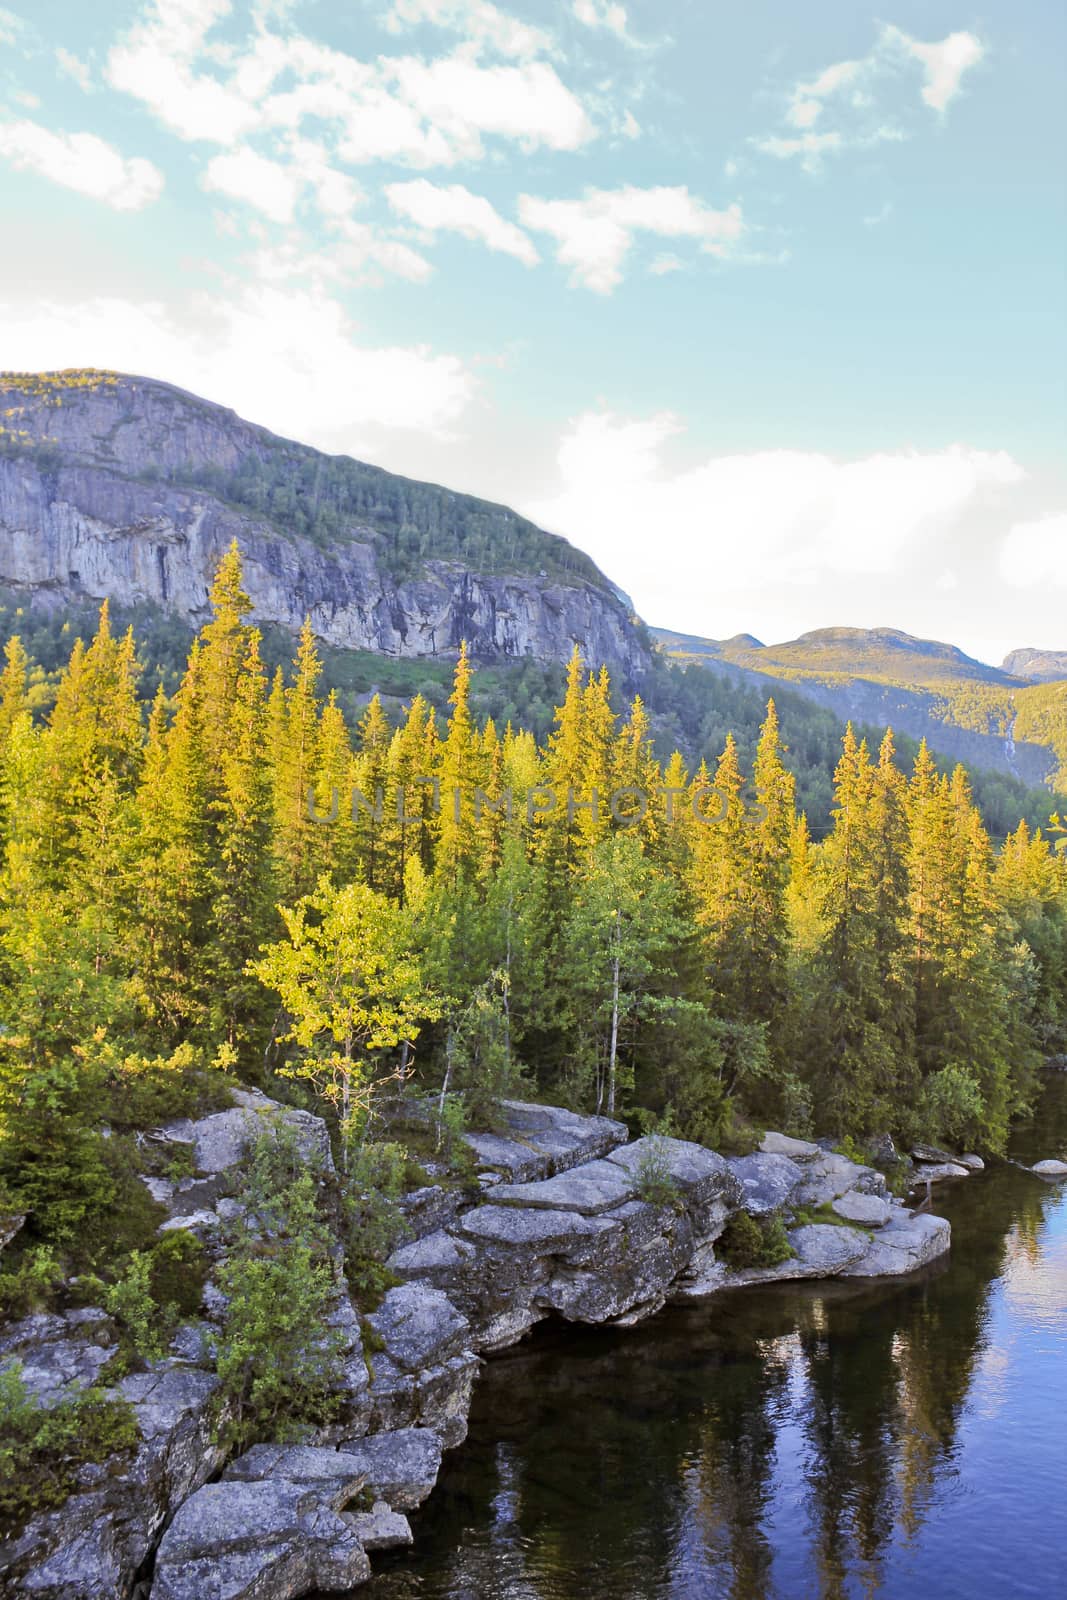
left=0, top=370, right=649, bottom=678
left=652, top=625, right=1067, bottom=793
left=1003, top=647, right=1067, bottom=682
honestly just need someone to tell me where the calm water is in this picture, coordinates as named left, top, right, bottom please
left=359, top=1077, right=1067, bottom=1600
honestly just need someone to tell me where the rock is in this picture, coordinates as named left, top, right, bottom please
left=139, top=1175, right=175, bottom=1206
left=957, top=1153, right=985, bottom=1171
left=152, top=1480, right=370, bottom=1600
left=345, top=1501, right=413, bottom=1552
left=0, top=1310, right=118, bottom=1406
left=1032, top=1158, right=1067, bottom=1177
left=456, top=1203, right=614, bottom=1252
left=328, top=1428, right=444, bottom=1511
left=910, top=1162, right=970, bottom=1183
left=490, top=1158, right=636, bottom=1216
left=463, top=1100, right=628, bottom=1182
left=794, top=1152, right=887, bottom=1207
left=156, top=1088, right=332, bottom=1178
left=4, top=1361, right=226, bottom=1600
left=398, top=1184, right=466, bottom=1240
left=158, top=1208, right=221, bottom=1237
left=727, top=1153, right=803, bottom=1215
left=911, top=1143, right=956, bottom=1165
left=367, top=1284, right=470, bottom=1373
left=759, top=1131, right=821, bottom=1161
left=225, top=1444, right=367, bottom=1498
left=867, top=1132, right=897, bottom=1164
left=727, top=1224, right=869, bottom=1286
left=840, top=1211, right=951, bottom=1277
left=831, top=1191, right=892, bottom=1228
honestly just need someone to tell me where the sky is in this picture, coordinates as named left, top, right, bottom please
left=1, top=1, right=1064, bottom=666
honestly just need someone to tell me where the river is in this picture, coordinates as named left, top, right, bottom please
left=353, top=1074, right=1067, bottom=1600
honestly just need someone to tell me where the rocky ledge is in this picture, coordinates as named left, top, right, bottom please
left=1, top=1099, right=956, bottom=1600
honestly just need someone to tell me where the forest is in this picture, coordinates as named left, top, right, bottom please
left=0, top=544, right=1066, bottom=1331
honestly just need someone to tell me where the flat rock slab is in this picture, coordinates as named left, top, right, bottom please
left=958, top=1153, right=985, bottom=1171
left=367, top=1284, right=469, bottom=1373
left=1032, top=1158, right=1067, bottom=1177
left=911, top=1143, right=956, bottom=1165
left=840, top=1211, right=951, bottom=1277
left=727, top=1153, right=803, bottom=1215
left=494, top=1100, right=628, bottom=1173
left=490, top=1158, right=636, bottom=1216
left=152, top=1479, right=370, bottom=1600
left=328, top=1428, right=444, bottom=1511
left=911, top=1162, right=970, bottom=1183
left=832, top=1191, right=892, bottom=1228
left=455, top=1203, right=614, bottom=1251
left=607, top=1137, right=739, bottom=1200
left=760, top=1132, right=821, bottom=1162
left=224, top=1446, right=367, bottom=1509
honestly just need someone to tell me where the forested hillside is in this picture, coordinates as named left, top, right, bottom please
left=2, top=545, right=1065, bottom=1314
left=654, top=624, right=1067, bottom=793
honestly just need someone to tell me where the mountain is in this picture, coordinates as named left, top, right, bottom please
left=0, top=370, right=649, bottom=679
left=1002, top=647, right=1067, bottom=682
left=652, top=624, right=1067, bottom=793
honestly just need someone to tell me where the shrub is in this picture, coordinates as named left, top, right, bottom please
left=213, top=1129, right=345, bottom=1450
left=634, top=1136, right=679, bottom=1207
left=339, top=1141, right=409, bottom=1309
left=0, top=1363, right=138, bottom=1534
left=718, top=1210, right=794, bottom=1269
left=920, top=1065, right=987, bottom=1149
left=0, top=1247, right=64, bottom=1319
left=85, top=1232, right=208, bottom=1363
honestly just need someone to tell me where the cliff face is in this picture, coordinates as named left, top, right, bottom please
left=0, top=373, right=649, bottom=677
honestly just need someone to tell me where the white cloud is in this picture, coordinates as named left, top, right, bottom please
left=882, top=25, right=985, bottom=113
left=519, top=185, right=744, bottom=292
left=523, top=412, right=1026, bottom=624
left=762, top=24, right=986, bottom=174
left=55, top=48, right=93, bottom=92
left=108, top=0, right=595, bottom=166
left=0, top=7, right=22, bottom=46
left=383, top=0, right=554, bottom=60
left=573, top=1, right=631, bottom=44
left=999, top=514, right=1067, bottom=587
left=389, top=55, right=594, bottom=161
left=385, top=179, right=538, bottom=264
left=0, top=119, right=164, bottom=209
left=0, top=286, right=475, bottom=445
left=863, top=200, right=892, bottom=227
left=204, top=146, right=300, bottom=223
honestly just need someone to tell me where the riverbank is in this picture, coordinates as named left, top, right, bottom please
left=0, top=1091, right=992, bottom=1600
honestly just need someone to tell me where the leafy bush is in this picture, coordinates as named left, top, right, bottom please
left=0, top=1247, right=63, bottom=1319
left=0, top=1362, right=137, bottom=1534
left=214, top=1129, right=345, bottom=1450
left=340, top=1141, right=409, bottom=1310
left=84, top=1232, right=208, bottom=1363
left=718, top=1210, right=794, bottom=1269
left=920, top=1065, right=986, bottom=1149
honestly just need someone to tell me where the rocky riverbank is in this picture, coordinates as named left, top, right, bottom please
left=0, top=1094, right=976, bottom=1600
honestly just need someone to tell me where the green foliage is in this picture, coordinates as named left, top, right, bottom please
left=213, top=1129, right=345, bottom=1450
left=633, top=1136, right=679, bottom=1206
left=0, top=1247, right=63, bottom=1319
left=339, top=1141, right=409, bottom=1309
left=0, top=1361, right=137, bottom=1534
left=85, top=1233, right=208, bottom=1363
left=718, top=1210, right=794, bottom=1269
left=919, top=1065, right=987, bottom=1150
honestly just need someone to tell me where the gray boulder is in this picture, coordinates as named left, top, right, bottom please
left=759, top=1132, right=821, bottom=1161
left=346, top=1501, right=413, bottom=1551
left=327, top=1428, right=444, bottom=1511
left=490, top=1158, right=636, bottom=1216
left=155, top=1088, right=332, bottom=1178
left=910, top=1162, right=970, bottom=1183
left=794, top=1151, right=887, bottom=1207
left=957, top=1153, right=985, bottom=1171
left=831, top=1191, right=892, bottom=1228
left=1032, top=1158, right=1067, bottom=1177
left=840, top=1211, right=951, bottom=1276
left=152, top=1480, right=370, bottom=1600
left=367, top=1284, right=468, bottom=1374
left=727, top=1153, right=803, bottom=1215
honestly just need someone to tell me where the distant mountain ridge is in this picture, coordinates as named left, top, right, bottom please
left=1002, top=647, right=1067, bottom=683
left=652, top=624, right=1067, bottom=794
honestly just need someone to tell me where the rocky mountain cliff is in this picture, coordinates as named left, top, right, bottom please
left=0, top=371, right=649, bottom=678
left=1002, top=647, right=1067, bottom=683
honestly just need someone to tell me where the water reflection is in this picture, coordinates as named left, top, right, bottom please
left=354, top=1077, right=1067, bottom=1600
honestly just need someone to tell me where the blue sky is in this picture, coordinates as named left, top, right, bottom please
left=1, top=1, right=1064, bottom=663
